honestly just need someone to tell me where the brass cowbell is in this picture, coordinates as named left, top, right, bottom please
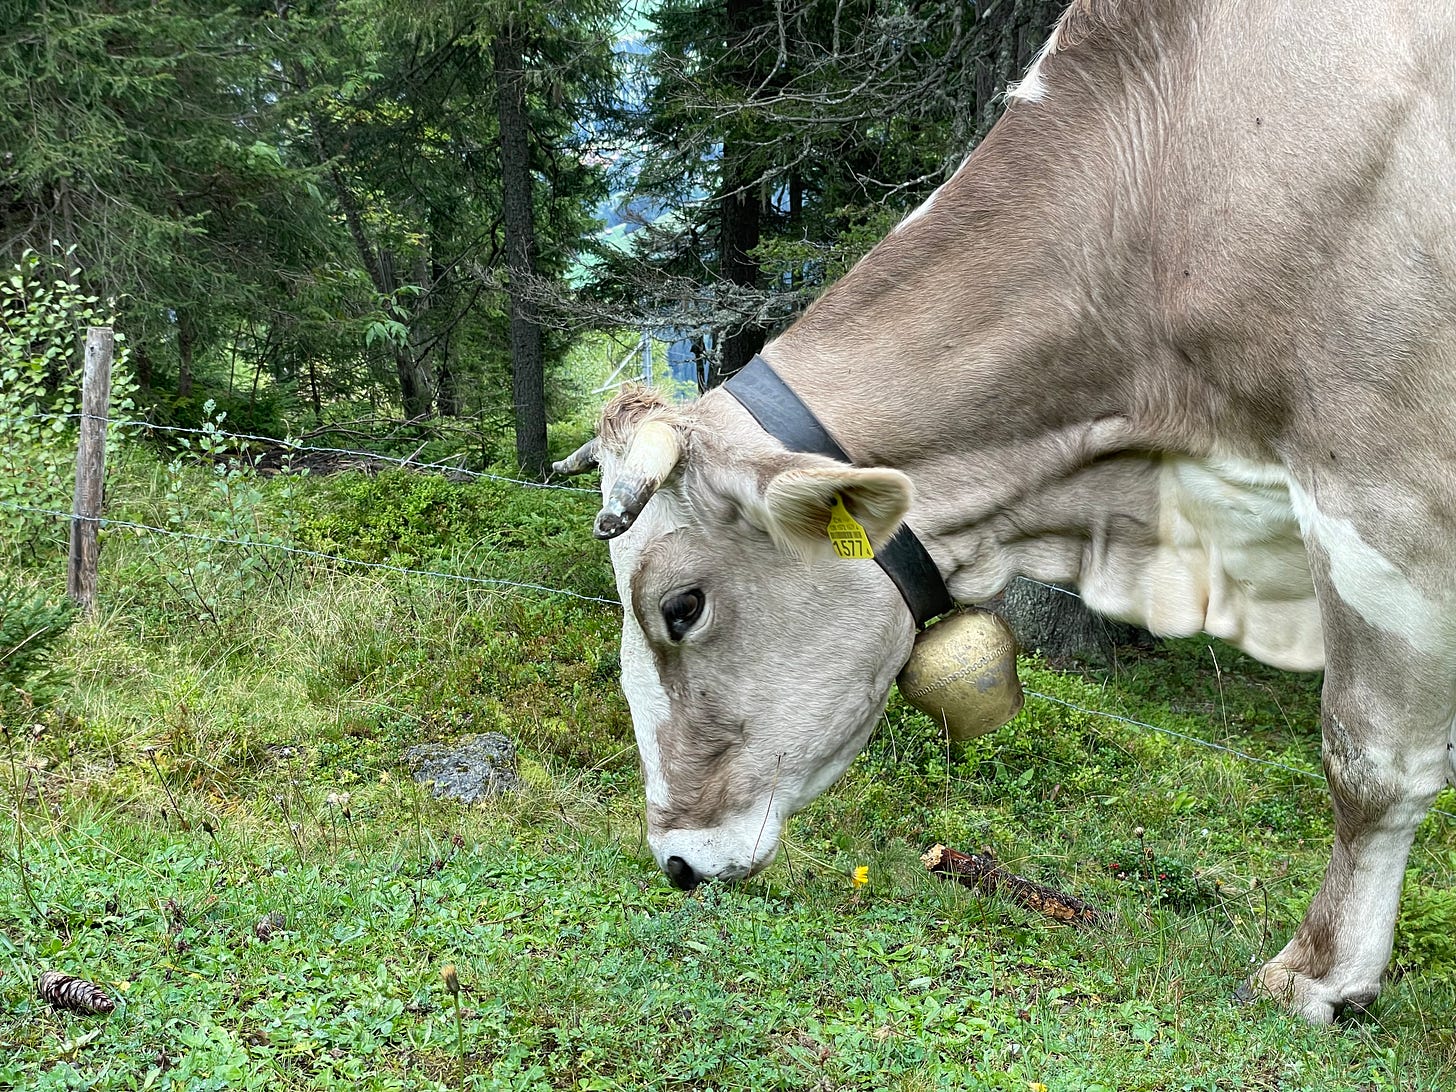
left=896, top=609, right=1023, bottom=740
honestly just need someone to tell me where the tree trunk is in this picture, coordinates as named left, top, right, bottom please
left=177, top=311, right=195, bottom=402
left=430, top=254, right=463, bottom=417
left=308, top=111, right=437, bottom=420
left=691, top=334, right=709, bottom=393
left=706, top=0, right=770, bottom=389
left=395, top=250, right=437, bottom=420
left=436, top=335, right=462, bottom=416
left=133, top=343, right=153, bottom=391
left=394, top=347, right=434, bottom=419
left=307, top=356, right=322, bottom=419
left=711, top=165, right=765, bottom=387
left=995, top=579, right=1156, bottom=668
left=493, top=29, right=548, bottom=477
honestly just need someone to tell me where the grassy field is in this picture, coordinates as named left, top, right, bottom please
left=3, top=457, right=1456, bottom=1090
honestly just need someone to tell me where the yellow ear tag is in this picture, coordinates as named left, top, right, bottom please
left=827, top=494, right=875, bottom=560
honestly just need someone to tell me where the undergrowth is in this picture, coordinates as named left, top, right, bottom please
left=2, top=457, right=1454, bottom=1090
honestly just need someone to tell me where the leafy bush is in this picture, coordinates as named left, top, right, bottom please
left=0, top=587, right=75, bottom=719
left=150, top=402, right=304, bottom=630
left=295, top=468, right=612, bottom=598
left=1396, top=872, right=1456, bottom=976
left=297, top=470, right=498, bottom=565
left=0, top=251, right=136, bottom=559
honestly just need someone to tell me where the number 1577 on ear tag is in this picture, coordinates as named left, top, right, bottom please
left=827, top=495, right=875, bottom=560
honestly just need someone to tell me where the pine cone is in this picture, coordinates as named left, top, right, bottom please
left=253, top=911, right=285, bottom=942
left=37, top=971, right=115, bottom=1015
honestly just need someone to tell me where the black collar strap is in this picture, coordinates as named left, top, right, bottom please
left=724, top=355, right=955, bottom=629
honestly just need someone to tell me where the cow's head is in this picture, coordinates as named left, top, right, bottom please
left=558, top=387, right=917, bottom=887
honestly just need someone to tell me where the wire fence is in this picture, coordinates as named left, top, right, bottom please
left=1023, top=687, right=1322, bottom=784
left=9, top=407, right=1450, bottom=824
left=0, top=501, right=1343, bottom=801
left=6, top=411, right=599, bottom=493
left=0, top=499, right=621, bottom=607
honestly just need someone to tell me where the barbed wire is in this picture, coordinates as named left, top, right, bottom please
left=0, top=500, right=621, bottom=607
left=1013, top=577, right=1084, bottom=600
left=10, top=438, right=1449, bottom=821
left=3, top=411, right=599, bottom=494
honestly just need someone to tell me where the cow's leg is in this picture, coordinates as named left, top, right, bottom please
left=1252, top=597, right=1451, bottom=1023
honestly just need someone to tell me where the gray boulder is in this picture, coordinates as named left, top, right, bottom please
left=403, top=733, right=522, bottom=803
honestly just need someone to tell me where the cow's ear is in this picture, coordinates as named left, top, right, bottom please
left=759, top=465, right=912, bottom=554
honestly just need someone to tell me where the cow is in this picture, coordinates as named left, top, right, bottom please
left=555, top=0, right=1456, bottom=1024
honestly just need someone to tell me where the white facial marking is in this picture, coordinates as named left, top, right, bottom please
left=650, top=806, right=783, bottom=881
left=1006, top=22, right=1062, bottom=104
left=603, top=475, right=678, bottom=813
left=618, top=609, right=671, bottom=810
left=1287, top=482, right=1454, bottom=657
left=598, top=436, right=916, bottom=885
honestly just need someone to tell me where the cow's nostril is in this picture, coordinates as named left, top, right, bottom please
left=664, top=855, right=701, bottom=890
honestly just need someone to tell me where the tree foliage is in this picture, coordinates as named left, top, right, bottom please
left=0, top=0, right=1065, bottom=462
left=0, top=252, right=136, bottom=556
left=596, top=0, right=1061, bottom=385
left=0, top=0, right=618, bottom=468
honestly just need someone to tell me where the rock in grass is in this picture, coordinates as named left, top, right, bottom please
left=403, top=733, right=522, bottom=804
left=37, top=971, right=115, bottom=1015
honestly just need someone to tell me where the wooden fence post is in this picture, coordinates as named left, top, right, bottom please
left=67, top=326, right=113, bottom=613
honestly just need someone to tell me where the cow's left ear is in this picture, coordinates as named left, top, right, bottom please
left=759, top=465, right=913, bottom=554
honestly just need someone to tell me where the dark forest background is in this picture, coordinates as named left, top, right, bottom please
left=1, top=0, right=1063, bottom=473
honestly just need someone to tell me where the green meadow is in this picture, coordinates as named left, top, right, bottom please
left=4, top=459, right=1455, bottom=1091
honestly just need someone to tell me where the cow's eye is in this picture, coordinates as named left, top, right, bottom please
left=662, top=588, right=705, bottom=640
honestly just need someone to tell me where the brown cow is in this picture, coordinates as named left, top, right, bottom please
left=558, top=0, right=1456, bottom=1023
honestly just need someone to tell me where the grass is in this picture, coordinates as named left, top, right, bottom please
left=2, top=459, right=1455, bottom=1090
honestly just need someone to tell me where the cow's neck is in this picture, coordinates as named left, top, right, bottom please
left=755, top=102, right=1188, bottom=557
left=751, top=0, right=1257, bottom=475
left=736, top=52, right=1325, bottom=671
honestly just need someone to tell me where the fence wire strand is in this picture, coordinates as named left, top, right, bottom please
left=1013, top=577, right=1084, bottom=600
left=1023, top=688, right=1323, bottom=783
left=6, top=411, right=599, bottom=494
left=1023, top=689, right=1456, bottom=824
left=0, top=500, right=620, bottom=606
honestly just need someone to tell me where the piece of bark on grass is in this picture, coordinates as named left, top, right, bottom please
left=922, top=843, right=1101, bottom=926
left=37, top=970, right=115, bottom=1015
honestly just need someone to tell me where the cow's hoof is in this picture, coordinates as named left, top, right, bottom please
left=1248, top=961, right=1379, bottom=1025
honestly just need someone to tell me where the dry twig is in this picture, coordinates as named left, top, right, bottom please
left=922, top=843, right=1101, bottom=926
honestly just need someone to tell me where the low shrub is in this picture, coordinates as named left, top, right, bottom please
left=0, top=586, right=75, bottom=720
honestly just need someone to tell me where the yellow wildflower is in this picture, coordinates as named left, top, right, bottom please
left=852, top=865, right=869, bottom=888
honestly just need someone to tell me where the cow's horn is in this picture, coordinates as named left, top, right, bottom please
left=552, top=439, right=598, bottom=476
left=594, top=419, right=681, bottom=540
